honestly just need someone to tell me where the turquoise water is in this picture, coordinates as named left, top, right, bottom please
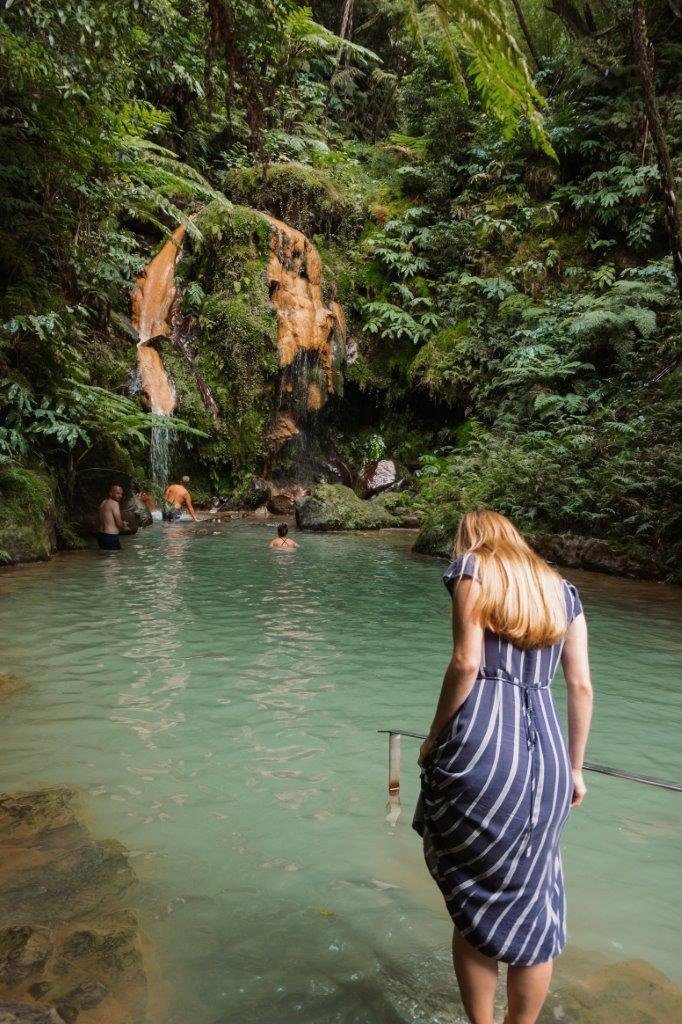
left=0, top=523, right=680, bottom=1022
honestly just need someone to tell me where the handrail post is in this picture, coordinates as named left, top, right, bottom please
left=389, top=732, right=401, bottom=796
left=387, top=731, right=401, bottom=825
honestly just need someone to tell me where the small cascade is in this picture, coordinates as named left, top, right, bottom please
left=131, top=226, right=185, bottom=487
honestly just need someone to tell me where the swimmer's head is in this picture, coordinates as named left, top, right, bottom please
left=109, top=484, right=124, bottom=501
left=181, top=475, right=191, bottom=485
left=277, top=523, right=289, bottom=538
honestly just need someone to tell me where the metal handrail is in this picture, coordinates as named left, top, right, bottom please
left=378, top=729, right=682, bottom=794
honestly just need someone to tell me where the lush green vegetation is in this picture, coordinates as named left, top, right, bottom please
left=1, top=1, right=680, bottom=576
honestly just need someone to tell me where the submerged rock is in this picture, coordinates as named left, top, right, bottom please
left=545, top=957, right=682, bottom=1023
left=0, top=677, right=24, bottom=702
left=0, top=787, right=147, bottom=1023
left=0, top=1005, right=63, bottom=1023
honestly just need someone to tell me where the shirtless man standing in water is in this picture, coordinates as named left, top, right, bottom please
left=164, top=476, right=198, bottom=521
left=98, top=484, right=131, bottom=550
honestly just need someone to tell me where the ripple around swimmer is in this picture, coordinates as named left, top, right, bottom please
left=0, top=525, right=680, bottom=1022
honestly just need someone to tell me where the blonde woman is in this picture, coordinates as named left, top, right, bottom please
left=414, top=510, right=593, bottom=1024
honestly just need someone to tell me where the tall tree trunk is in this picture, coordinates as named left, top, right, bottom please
left=632, top=0, right=682, bottom=298
left=509, top=0, right=541, bottom=68
left=336, top=0, right=354, bottom=64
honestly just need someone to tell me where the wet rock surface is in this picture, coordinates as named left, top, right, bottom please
left=122, top=495, right=153, bottom=530
left=295, top=484, right=418, bottom=532
left=359, top=459, right=401, bottom=498
left=0, top=677, right=24, bottom=702
left=0, top=788, right=147, bottom=1024
left=543, top=954, right=682, bottom=1023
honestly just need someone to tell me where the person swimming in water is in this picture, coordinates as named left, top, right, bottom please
left=163, top=476, right=198, bottom=522
left=98, top=484, right=131, bottom=550
left=269, top=523, right=299, bottom=549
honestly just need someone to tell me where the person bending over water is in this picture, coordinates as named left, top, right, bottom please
left=269, top=523, right=299, bottom=549
left=164, top=476, right=197, bottom=522
left=414, top=510, right=593, bottom=1024
left=98, top=484, right=131, bottom=550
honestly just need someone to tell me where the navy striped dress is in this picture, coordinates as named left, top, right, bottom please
left=413, top=553, right=583, bottom=966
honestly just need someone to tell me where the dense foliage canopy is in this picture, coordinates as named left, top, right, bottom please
left=1, top=1, right=680, bottom=576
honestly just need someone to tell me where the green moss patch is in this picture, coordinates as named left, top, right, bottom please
left=0, top=467, right=55, bottom=565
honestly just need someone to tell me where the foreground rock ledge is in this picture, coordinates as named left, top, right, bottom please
left=0, top=787, right=147, bottom=1024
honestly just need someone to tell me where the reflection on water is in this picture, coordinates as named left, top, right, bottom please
left=0, top=523, right=680, bottom=1022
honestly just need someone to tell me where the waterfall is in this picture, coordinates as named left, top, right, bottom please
left=131, top=226, right=185, bottom=489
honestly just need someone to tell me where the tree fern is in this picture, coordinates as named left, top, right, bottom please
left=401, top=0, right=554, bottom=157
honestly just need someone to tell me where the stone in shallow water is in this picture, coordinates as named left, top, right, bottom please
left=0, top=788, right=147, bottom=1023
left=0, top=1005, right=63, bottom=1023
left=0, top=677, right=24, bottom=702
left=543, top=957, right=682, bottom=1023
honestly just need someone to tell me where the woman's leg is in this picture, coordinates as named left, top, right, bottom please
left=504, top=960, right=553, bottom=1024
left=452, top=928, right=499, bottom=1024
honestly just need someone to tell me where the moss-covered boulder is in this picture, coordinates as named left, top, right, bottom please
left=295, top=484, right=418, bottom=531
left=223, top=164, right=362, bottom=238
left=0, top=468, right=55, bottom=566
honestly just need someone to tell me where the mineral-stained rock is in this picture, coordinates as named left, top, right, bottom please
left=543, top=957, right=682, bottom=1023
left=0, top=929, right=52, bottom=988
left=0, top=677, right=24, bottom=703
left=0, top=788, right=147, bottom=1023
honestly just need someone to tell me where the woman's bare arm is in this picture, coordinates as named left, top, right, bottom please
left=419, top=578, right=483, bottom=766
left=560, top=612, right=593, bottom=807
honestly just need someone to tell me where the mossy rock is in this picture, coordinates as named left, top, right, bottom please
left=295, top=484, right=406, bottom=531
left=223, top=164, right=362, bottom=238
left=0, top=468, right=55, bottom=566
left=412, top=503, right=460, bottom=558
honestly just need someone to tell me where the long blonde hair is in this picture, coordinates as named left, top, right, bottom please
left=455, top=510, right=566, bottom=650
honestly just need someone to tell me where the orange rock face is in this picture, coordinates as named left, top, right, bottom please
left=130, top=213, right=347, bottom=461
left=131, top=226, right=186, bottom=414
left=264, top=215, right=340, bottom=393
left=263, top=215, right=345, bottom=454
left=267, top=412, right=300, bottom=452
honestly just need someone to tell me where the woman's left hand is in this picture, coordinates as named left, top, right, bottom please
left=418, top=736, right=435, bottom=768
